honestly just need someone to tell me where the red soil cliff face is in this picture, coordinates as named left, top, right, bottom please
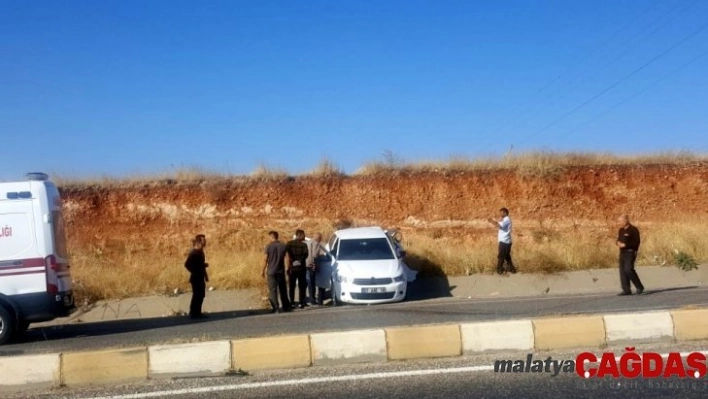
left=60, top=164, right=707, bottom=231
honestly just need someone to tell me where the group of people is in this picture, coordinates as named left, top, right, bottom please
left=262, top=229, right=329, bottom=313
left=184, top=208, right=646, bottom=318
left=487, top=207, right=644, bottom=296
left=183, top=229, right=329, bottom=318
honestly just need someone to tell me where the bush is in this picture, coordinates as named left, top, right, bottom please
left=673, top=251, right=698, bottom=271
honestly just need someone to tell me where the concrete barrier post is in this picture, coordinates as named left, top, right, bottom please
left=385, top=324, right=461, bottom=360
left=461, top=320, right=534, bottom=353
left=149, top=341, right=231, bottom=378
left=603, top=311, right=674, bottom=344
left=232, top=335, right=311, bottom=371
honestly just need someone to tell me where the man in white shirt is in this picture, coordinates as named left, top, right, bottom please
left=488, top=207, right=517, bottom=275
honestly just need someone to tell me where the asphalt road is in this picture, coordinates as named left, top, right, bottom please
left=8, top=341, right=708, bottom=399
left=2, top=285, right=708, bottom=356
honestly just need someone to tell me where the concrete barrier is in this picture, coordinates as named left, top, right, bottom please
left=149, top=341, right=231, bottom=378
left=6, top=306, right=705, bottom=390
left=671, top=309, right=708, bottom=341
left=232, top=335, right=311, bottom=371
left=460, top=320, right=534, bottom=353
left=604, top=311, right=674, bottom=344
left=62, top=348, right=148, bottom=386
left=532, top=315, right=605, bottom=350
left=386, top=324, right=461, bottom=360
left=310, top=329, right=387, bottom=365
left=0, top=354, right=60, bottom=392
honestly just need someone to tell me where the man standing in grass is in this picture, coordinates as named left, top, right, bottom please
left=262, top=231, right=291, bottom=313
left=185, top=234, right=209, bottom=319
left=488, top=208, right=517, bottom=275
left=616, top=214, right=644, bottom=296
left=286, top=229, right=309, bottom=309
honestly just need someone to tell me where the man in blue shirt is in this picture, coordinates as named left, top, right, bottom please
left=489, top=208, right=517, bottom=275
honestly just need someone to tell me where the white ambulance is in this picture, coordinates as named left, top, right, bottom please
left=0, top=173, right=74, bottom=344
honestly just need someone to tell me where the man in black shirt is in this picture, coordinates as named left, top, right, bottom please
left=286, top=229, right=309, bottom=309
left=184, top=234, right=209, bottom=319
left=616, top=215, right=645, bottom=296
left=262, top=231, right=291, bottom=313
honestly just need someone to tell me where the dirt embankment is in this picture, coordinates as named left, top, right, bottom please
left=62, top=164, right=707, bottom=227
left=58, top=163, right=708, bottom=301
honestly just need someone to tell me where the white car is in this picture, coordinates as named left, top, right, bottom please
left=322, top=226, right=412, bottom=305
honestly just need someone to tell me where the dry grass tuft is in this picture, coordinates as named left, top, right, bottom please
left=250, top=164, right=289, bottom=181
left=355, top=149, right=407, bottom=176
left=307, top=158, right=344, bottom=178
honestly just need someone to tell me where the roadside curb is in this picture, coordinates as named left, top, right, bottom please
left=1, top=307, right=706, bottom=392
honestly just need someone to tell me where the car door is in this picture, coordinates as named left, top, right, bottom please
left=316, top=235, right=337, bottom=289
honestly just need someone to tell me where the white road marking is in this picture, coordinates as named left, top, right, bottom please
left=83, top=350, right=708, bottom=399
left=84, top=365, right=495, bottom=399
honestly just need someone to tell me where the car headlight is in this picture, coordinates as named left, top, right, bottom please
left=393, top=274, right=406, bottom=282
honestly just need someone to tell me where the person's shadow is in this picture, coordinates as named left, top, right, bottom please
left=635, top=286, right=699, bottom=296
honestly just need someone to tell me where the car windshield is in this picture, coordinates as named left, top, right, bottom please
left=337, top=238, right=395, bottom=261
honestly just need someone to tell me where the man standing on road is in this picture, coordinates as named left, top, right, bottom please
left=616, top=214, right=645, bottom=296
left=185, top=234, right=209, bottom=319
left=262, top=231, right=292, bottom=313
left=488, top=208, right=517, bottom=275
left=306, top=232, right=327, bottom=306
left=286, top=229, right=309, bottom=309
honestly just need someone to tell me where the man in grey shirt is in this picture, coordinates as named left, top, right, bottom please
left=306, top=233, right=327, bottom=306
left=262, top=231, right=292, bottom=313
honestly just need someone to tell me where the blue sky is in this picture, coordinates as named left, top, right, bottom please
left=1, top=0, right=707, bottom=179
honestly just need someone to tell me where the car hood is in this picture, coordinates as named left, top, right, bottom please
left=336, top=259, right=402, bottom=278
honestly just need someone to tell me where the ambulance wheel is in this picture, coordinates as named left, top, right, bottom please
left=0, top=305, right=15, bottom=346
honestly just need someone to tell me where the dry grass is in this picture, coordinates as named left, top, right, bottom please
left=53, top=166, right=228, bottom=187
left=306, top=158, right=344, bottom=178
left=69, top=221, right=336, bottom=303
left=249, top=164, right=289, bottom=181
left=49, top=151, right=708, bottom=188
left=68, top=217, right=708, bottom=303
left=356, top=150, right=708, bottom=178
left=403, top=218, right=708, bottom=276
